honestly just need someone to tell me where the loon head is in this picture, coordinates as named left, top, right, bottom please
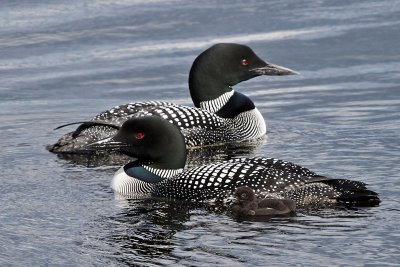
left=234, top=186, right=257, bottom=202
left=189, top=43, right=298, bottom=108
left=110, top=116, right=186, bottom=197
left=112, top=116, right=187, bottom=170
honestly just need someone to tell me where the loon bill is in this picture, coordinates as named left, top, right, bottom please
left=110, top=116, right=381, bottom=208
left=47, top=43, right=297, bottom=154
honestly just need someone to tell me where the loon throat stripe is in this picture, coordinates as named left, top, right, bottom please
left=143, top=165, right=183, bottom=179
left=111, top=167, right=155, bottom=196
left=200, top=90, right=234, bottom=113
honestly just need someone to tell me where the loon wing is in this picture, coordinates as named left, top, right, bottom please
left=70, top=121, right=121, bottom=138
left=227, top=157, right=318, bottom=178
left=227, top=157, right=380, bottom=206
left=304, top=176, right=380, bottom=204
left=54, top=121, right=92, bottom=130
left=54, top=121, right=120, bottom=132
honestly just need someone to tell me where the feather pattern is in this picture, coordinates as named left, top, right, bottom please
left=112, top=157, right=380, bottom=207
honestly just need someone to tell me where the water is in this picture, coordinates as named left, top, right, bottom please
left=1, top=0, right=399, bottom=266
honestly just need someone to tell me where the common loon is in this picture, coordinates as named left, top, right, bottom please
left=47, top=43, right=297, bottom=153
left=231, top=186, right=296, bottom=216
left=110, top=116, right=380, bottom=207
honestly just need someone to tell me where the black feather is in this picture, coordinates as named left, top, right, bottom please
left=71, top=122, right=120, bottom=138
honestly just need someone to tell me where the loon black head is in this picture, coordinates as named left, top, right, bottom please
left=112, top=116, right=187, bottom=170
left=188, top=43, right=297, bottom=108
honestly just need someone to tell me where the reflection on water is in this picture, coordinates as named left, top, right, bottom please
left=82, top=199, right=209, bottom=265
left=81, top=198, right=379, bottom=266
left=56, top=151, right=132, bottom=168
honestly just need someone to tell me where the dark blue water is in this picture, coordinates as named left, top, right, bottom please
left=1, top=0, right=399, bottom=266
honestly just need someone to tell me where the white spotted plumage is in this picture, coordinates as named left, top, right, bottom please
left=111, top=156, right=364, bottom=206
left=80, top=91, right=266, bottom=148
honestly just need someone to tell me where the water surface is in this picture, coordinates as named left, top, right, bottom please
left=1, top=0, right=399, bottom=266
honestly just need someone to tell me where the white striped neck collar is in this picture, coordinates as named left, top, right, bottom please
left=199, top=90, right=234, bottom=113
left=143, top=165, right=184, bottom=179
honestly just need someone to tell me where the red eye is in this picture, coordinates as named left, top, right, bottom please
left=241, top=59, right=248, bottom=66
left=135, top=133, right=144, bottom=139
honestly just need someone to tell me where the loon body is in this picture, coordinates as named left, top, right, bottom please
left=231, top=186, right=296, bottom=216
left=110, top=116, right=380, bottom=207
left=48, top=43, right=297, bottom=153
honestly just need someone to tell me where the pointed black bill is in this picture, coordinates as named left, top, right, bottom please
left=251, top=63, right=299, bottom=76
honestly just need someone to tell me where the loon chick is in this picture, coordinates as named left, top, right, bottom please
left=231, top=186, right=296, bottom=216
left=48, top=43, right=297, bottom=153
left=110, top=116, right=380, bottom=207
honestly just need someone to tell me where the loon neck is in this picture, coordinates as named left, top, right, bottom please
left=124, top=161, right=183, bottom=183
left=199, top=90, right=234, bottom=113
left=215, top=91, right=256, bottom=119
left=188, top=54, right=232, bottom=109
left=189, top=69, right=257, bottom=117
left=189, top=76, right=232, bottom=109
left=111, top=161, right=183, bottom=197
